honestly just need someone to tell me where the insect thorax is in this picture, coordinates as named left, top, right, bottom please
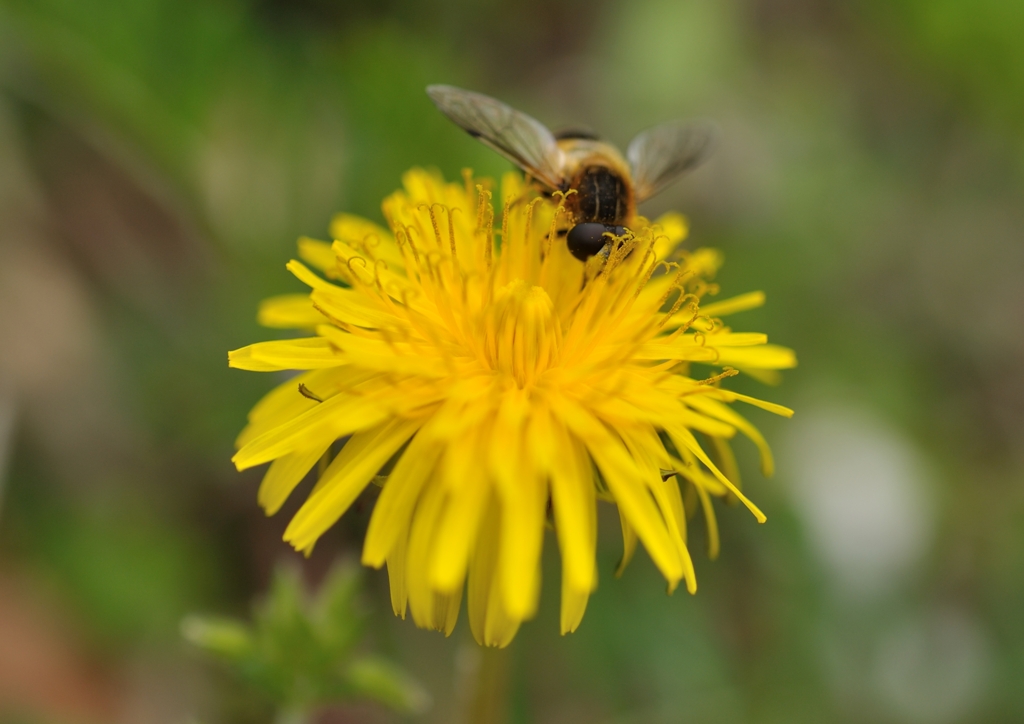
left=569, top=166, right=632, bottom=225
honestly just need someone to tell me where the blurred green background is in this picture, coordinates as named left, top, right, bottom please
left=1, top=0, right=1023, bottom=722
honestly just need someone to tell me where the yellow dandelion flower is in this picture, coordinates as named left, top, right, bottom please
left=230, top=168, right=795, bottom=647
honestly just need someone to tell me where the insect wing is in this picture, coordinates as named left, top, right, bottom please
left=627, top=121, right=717, bottom=203
left=427, top=84, right=565, bottom=190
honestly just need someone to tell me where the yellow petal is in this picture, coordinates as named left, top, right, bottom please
left=287, top=258, right=337, bottom=291
left=330, top=240, right=417, bottom=299
left=560, top=569, right=591, bottom=635
left=228, top=338, right=343, bottom=371
left=620, top=427, right=696, bottom=593
left=687, top=395, right=776, bottom=477
left=428, top=420, right=490, bottom=592
left=632, top=333, right=770, bottom=361
left=468, top=495, right=521, bottom=648
left=559, top=400, right=683, bottom=584
left=543, top=409, right=596, bottom=593
left=310, top=287, right=399, bottom=329
left=682, top=247, right=723, bottom=278
left=666, top=424, right=766, bottom=523
left=650, top=212, right=689, bottom=260
left=490, top=393, right=545, bottom=621
left=698, top=291, right=766, bottom=319
left=258, top=441, right=332, bottom=515
left=712, top=345, right=797, bottom=370
left=330, top=213, right=404, bottom=269
left=297, top=237, right=337, bottom=274
left=693, top=482, right=720, bottom=560
left=406, top=479, right=463, bottom=634
left=714, top=391, right=794, bottom=418
left=615, top=507, right=638, bottom=577
left=283, top=416, right=424, bottom=550
left=257, top=294, right=326, bottom=329
left=315, top=326, right=449, bottom=378
left=236, top=372, right=325, bottom=448
left=362, top=430, right=442, bottom=567
left=385, top=525, right=409, bottom=618
left=233, top=392, right=390, bottom=470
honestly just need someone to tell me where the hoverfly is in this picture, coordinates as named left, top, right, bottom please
left=427, top=84, right=716, bottom=261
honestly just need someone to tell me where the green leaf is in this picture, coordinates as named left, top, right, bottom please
left=181, top=615, right=253, bottom=659
left=345, top=656, right=432, bottom=715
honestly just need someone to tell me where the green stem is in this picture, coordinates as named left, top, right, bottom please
left=466, top=645, right=511, bottom=724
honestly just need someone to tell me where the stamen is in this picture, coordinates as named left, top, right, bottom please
left=475, top=184, right=488, bottom=234
left=401, top=225, right=424, bottom=268
left=499, top=196, right=512, bottom=263
left=698, top=368, right=739, bottom=386
left=631, top=237, right=661, bottom=301
left=398, top=287, right=422, bottom=320
left=359, top=232, right=382, bottom=260
left=373, top=259, right=389, bottom=292
left=658, top=291, right=699, bottom=331
left=423, top=250, right=444, bottom=285
left=447, top=206, right=460, bottom=261
left=409, top=214, right=432, bottom=260
left=298, top=383, right=324, bottom=402
left=346, top=255, right=369, bottom=279
left=420, top=203, right=446, bottom=250
left=545, top=189, right=574, bottom=255
left=656, top=266, right=694, bottom=309
left=523, top=197, right=543, bottom=248
left=600, top=230, right=661, bottom=335
left=663, top=298, right=702, bottom=340
left=484, top=198, right=495, bottom=270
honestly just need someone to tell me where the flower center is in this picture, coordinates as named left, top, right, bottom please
left=484, top=279, right=562, bottom=387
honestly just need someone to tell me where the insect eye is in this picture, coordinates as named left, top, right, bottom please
left=566, top=223, right=629, bottom=261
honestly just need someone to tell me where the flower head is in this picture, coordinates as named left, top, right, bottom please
left=230, top=169, right=795, bottom=647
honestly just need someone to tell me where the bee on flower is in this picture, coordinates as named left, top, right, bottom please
left=229, top=88, right=795, bottom=648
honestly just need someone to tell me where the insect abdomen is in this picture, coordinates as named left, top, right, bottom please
left=575, top=166, right=629, bottom=225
